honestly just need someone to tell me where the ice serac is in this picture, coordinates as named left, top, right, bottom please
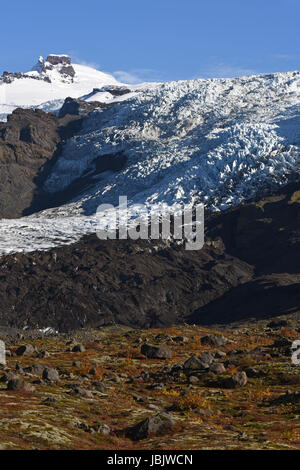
left=45, top=71, right=300, bottom=214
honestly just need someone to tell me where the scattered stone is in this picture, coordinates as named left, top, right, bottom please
left=92, top=381, right=107, bottom=392
left=24, top=363, right=45, bottom=376
left=183, top=352, right=214, bottom=371
left=189, top=375, right=199, bottom=384
left=132, top=393, right=147, bottom=403
left=201, top=334, right=228, bottom=347
left=141, top=343, right=172, bottom=359
left=77, top=421, right=111, bottom=435
left=215, top=351, right=226, bottom=358
left=244, top=367, right=262, bottom=378
left=42, top=367, right=59, bottom=383
left=198, top=351, right=215, bottom=369
left=209, top=362, right=226, bottom=374
left=7, top=377, right=35, bottom=393
left=16, top=344, right=36, bottom=356
left=72, top=344, right=86, bottom=353
left=225, top=371, right=248, bottom=388
left=0, top=372, right=17, bottom=383
left=111, top=375, right=121, bottom=383
left=38, top=350, right=50, bottom=358
left=42, top=396, right=57, bottom=406
left=94, top=424, right=110, bottom=435
left=126, top=413, right=175, bottom=440
left=70, top=386, right=93, bottom=399
left=172, top=336, right=189, bottom=343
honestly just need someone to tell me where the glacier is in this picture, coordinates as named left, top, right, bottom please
left=45, top=71, right=300, bottom=212
left=0, top=70, right=300, bottom=254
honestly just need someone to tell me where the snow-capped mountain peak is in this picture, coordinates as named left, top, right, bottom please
left=30, top=54, right=75, bottom=82
left=0, top=53, right=120, bottom=119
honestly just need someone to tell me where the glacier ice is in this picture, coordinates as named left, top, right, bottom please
left=0, top=70, right=300, bottom=254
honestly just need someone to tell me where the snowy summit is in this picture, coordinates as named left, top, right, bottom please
left=0, top=54, right=120, bottom=119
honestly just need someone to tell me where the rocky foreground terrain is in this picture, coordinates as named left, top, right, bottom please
left=0, top=322, right=299, bottom=450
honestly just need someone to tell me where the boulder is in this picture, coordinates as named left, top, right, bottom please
left=72, top=344, right=86, bottom=353
left=225, top=371, right=248, bottom=388
left=215, top=350, right=226, bottom=358
left=42, top=367, right=59, bottom=382
left=201, top=334, right=228, bottom=347
left=209, top=362, right=226, bottom=374
left=24, top=363, right=45, bottom=376
left=198, top=351, right=215, bottom=368
left=183, top=352, right=214, bottom=371
left=141, top=344, right=172, bottom=359
left=7, top=377, right=35, bottom=393
left=0, top=372, right=18, bottom=383
left=172, top=336, right=189, bottom=343
left=16, top=344, right=36, bottom=356
left=126, top=413, right=175, bottom=440
left=70, top=386, right=93, bottom=399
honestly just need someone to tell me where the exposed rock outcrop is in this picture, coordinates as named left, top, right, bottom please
left=0, top=154, right=298, bottom=331
left=0, top=101, right=108, bottom=218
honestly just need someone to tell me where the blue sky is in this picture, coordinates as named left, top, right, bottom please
left=1, top=0, right=300, bottom=82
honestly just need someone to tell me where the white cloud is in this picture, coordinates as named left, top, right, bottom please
left=113, top=69, right=163, bottom=84
left=73, top=59, right=101, bottom=69
left=271, top=53, right=299, bottom=61
left=198, top=63, right=257, bottom=79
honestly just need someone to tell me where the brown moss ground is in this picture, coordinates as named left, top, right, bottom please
left=0, top=322, right=299, bottom=450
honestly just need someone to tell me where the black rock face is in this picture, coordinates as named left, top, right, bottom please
left=0, top=182, right=298, bottom=332
left=46, top=54, right=72, bottom=66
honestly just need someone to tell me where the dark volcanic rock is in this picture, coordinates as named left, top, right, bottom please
left=0, top=182, right=298, bottom=331
left=141, top=344, right=172, bottom=359
left=0, top=109, right=60, bottom=218
left=7, top=377, right=35, bottom=392
left=0, top=103, right=121, bottom=219
left=58, top=97, right=107, bottom=118
left=16, top=344, right=36, bottom=356
left=24, top=364, right=45, bottom=376
left=126, top=413, right=175, bottom=440
left=72, top=344, right=86, bottom=353
left=42, top=367, right=59, bottom=382
left=209, top=362, right=226, bottom=374
left=46, top=54, right=72, bottom=66
left=0, top=372, right=18, bottom=383
left=224, top=371, right=248, bottom=388
left=70, top=386, right=93, bottom=399
left=183, top=352, right=214, bottom=371
left=201, top=334, right=228, bottom=347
